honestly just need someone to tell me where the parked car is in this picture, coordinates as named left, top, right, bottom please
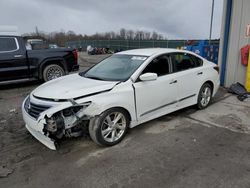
left=0, top=35, right=79, bottom=83
left=49, top=44, right=59, bottom=49
left=22, top=48, right=220, bottom=150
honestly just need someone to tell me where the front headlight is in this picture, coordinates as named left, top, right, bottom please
left=62, top=101, right=91, bottom=117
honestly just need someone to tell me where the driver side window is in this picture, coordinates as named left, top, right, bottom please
left=141, top=55, right=170, bottom=76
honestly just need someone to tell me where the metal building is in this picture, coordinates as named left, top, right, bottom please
left=218, top=0, right=250, bottom=87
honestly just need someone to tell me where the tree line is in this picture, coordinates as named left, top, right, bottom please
left=23, top=27, right=165, bottom=47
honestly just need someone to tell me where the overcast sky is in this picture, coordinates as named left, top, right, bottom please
left=0, top=0, right=224, bottom=39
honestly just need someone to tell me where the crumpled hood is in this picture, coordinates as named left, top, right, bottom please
left=32, top=74, right=118, bottom=100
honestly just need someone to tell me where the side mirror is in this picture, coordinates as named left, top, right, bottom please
left=139, top=73, right=157, bottom=81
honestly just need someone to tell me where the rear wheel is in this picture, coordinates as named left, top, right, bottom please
left=43, top=64, right=65, bottom=82
left=89, top=108, right=129, bottom=146
left=197, top=83, right=212, bottom=109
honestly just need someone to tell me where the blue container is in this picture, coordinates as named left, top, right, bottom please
left=184, top=40, right=219, bottom=64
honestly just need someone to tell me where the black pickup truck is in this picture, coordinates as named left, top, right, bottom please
left=0, top=36, right=79, bottom=83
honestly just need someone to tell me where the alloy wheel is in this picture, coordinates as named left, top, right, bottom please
left=47, top=66, right=64, bottom=80
left=101, top=112, right=126, bottom=143
left=200, top=86, right=211, bottom=107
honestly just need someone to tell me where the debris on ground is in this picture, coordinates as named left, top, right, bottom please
left=228, top=82, right=250, bottom=101
left=9, top=109, right=16, bottom=113
left=0, top=120, right=6, bottom=124
left=0, top=166, right=14, bottom=178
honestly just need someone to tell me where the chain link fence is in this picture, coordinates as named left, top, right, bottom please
left=66, top=39, right=220, bottom=52
left=65, top=39, right=206, bottom=51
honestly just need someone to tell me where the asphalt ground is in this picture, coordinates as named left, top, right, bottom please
left=0, top=52, right=249, bottom=188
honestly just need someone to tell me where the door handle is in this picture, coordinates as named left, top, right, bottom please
left=197, top=72, right=203, bottom=75
left=169, top=80, right=177, bottom=84
left=14, top=55, right=23, bottom=58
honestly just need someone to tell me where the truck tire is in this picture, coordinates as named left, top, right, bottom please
left=43, top=64, right=65, bottom=82
left=89, top=108, right=129, bottom=146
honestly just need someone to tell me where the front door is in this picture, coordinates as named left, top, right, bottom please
left=133, top=54, right=178, bottom=123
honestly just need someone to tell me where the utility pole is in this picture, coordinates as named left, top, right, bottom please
left=209, top=0, right=215, bottom=45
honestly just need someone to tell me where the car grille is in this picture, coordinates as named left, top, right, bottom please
left=24, top=98, right=51, bottom=119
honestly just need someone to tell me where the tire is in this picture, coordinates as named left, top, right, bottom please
left=197, top=83, right=212, bottom=109
left=89, top=108, right=129, bottom=146
left=42, top=64, right=65, bottom=82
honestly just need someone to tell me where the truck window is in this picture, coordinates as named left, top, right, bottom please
left=0, top=37, right=18, bottom=52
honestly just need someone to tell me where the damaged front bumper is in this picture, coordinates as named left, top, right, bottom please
left=25, top=121, right=57, bottom=150
left=22, top=95, right=93, bottom=150
left=22, top=99, right=57, bottom=150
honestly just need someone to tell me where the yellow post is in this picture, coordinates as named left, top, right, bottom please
left=246, top=49, right=250, bottom=92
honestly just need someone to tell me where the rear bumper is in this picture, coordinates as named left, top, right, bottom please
left=71, top=65, right=79, bottom=71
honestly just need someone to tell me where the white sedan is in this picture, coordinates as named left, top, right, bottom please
left=22, top=48, right=220, bottom=150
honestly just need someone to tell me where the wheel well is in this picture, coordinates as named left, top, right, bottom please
left=39, top=60, right=65, bottom=79
left=204, top=80, right=214, bottom=94
left=110, top=107, right=132, bottom=121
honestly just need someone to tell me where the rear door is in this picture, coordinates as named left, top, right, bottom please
left=133, top=54, right=178, bottom=122
left=0, top=37, right=29, bottom=81
left=170, top=52, right=205, bottom=107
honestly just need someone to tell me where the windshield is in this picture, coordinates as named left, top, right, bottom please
left=82, top=54, right=148, bottom=81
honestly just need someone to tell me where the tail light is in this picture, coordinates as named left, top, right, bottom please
left=72, top=49, right=78, bottom=64
left=213, top=66, right=219, bottom=74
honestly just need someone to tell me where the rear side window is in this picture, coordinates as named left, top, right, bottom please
left=0, top=37, right=18, bottom=52
left=191, top=55, right=203, bottom=67
left=171, top=53, right=202, bottom=72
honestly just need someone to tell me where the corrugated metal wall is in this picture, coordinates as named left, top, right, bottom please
left=219, top=0, right=250, bottom=87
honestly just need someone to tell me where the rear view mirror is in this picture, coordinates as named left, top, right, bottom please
left=139, top=73, right=157, bottom=81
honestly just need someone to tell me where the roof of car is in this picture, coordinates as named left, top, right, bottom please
left=0, top=26, right=20, bottom=36
left=116, top=48, right=190, bottom=56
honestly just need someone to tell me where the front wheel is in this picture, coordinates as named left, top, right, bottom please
left=89, top=108, right=129, bottom=146
left=197, top=83, right=212, bottom=109
left=43, top=64, right=65, bottom=82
